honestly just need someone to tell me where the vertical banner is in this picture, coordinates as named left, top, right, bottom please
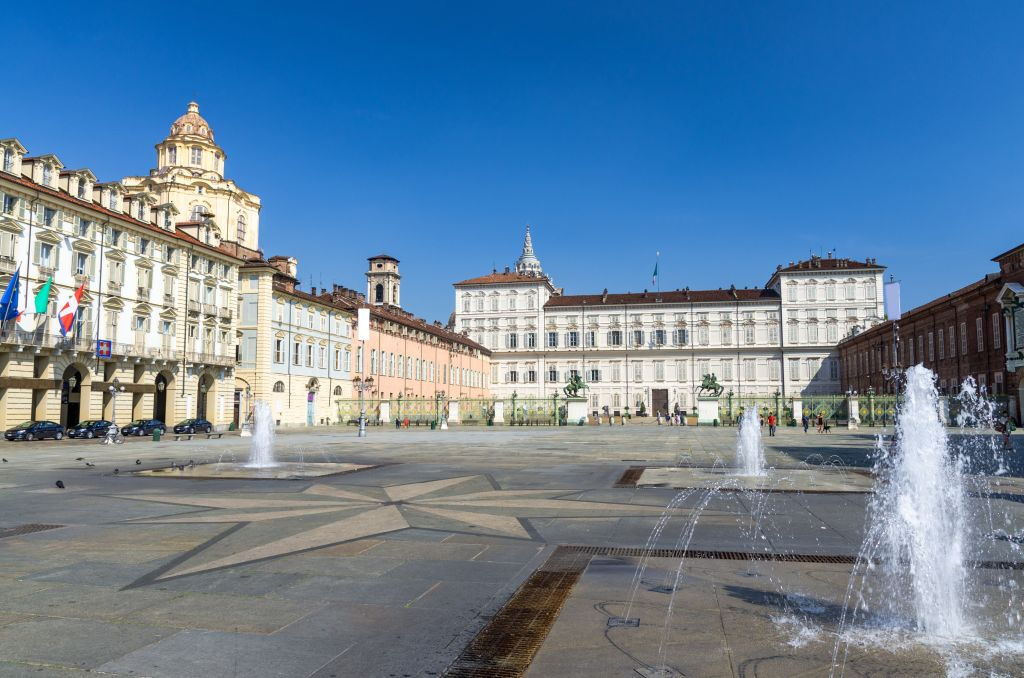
left=884, top=281, right=901, bottom=320
left=357, top=307, right=370, bottom=341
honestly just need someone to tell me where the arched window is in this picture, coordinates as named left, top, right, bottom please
left=236, top=214, right=246, bottom=241
left=375, top=283, right=384, bottom=303
left=272, top=381, right=285, bottom=393
left=42, top=164, right=51, bottom=185
left=333, top=386, right=343, bottom=396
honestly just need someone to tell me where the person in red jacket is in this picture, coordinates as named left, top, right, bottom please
left=767, top=413, right=777, bottom=437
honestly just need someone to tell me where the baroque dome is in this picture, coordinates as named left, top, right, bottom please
left=169, top=102, right=214, bottom=141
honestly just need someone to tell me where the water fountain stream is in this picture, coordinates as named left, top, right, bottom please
left=245, top=401, right=278, bottom=469
left=735, top=407, right=766, bottom=477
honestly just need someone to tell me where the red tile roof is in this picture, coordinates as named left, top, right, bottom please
left=453, top=272, right=552, bottom=286
left=544, top=287, right=780, bottom=308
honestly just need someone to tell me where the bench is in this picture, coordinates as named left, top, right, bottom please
left=173, top=434, right=194, bottom=441
left=206, top=433, right=223, bottom=439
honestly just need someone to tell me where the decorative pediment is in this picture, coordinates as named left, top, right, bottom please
left=161, top=264, right=178, bottom=276
left=35, top=231, right=61, bottom=245
left=274, top=330, right=285, bottom=339
left=136, top=258, right=153, bottom=269
left=134, top=302, right=153, bottom=315
left=159, top=307, right=177, bottom=319
left=106, top=249, right=126, bottom=262
left=103, top=297, right=124, bottom=310
left=0, top=216, right=24, bottom=234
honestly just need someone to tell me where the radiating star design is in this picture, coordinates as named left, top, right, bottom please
left=114, top=475, right=698, bottom=586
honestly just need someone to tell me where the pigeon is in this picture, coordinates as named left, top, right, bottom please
left=135, top=459, right=141, bottom=465
left=2, top=458, right=7, bottom=463
left=84, top=462, right=95, bottom=468
left=55, top=480, right=65, bottom=489
left=75, top=457, right=84, bottom=461
left=188, top=459, right=195, bottom=468
left=113, top=468, right=119, bottom=475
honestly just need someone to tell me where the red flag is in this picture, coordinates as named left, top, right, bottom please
left=57, top=282, right=86, bottom=336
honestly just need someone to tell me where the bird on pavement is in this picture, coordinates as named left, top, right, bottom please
left=113, top=469, right=119, bottom=475
left=75, top=457, right=84, bottom=461
left=55, top=480, right=65, bottom=489
left=84, top=462, right=95, bottom=467
left=2, top=458, right=7, bottom=463
left=135, top=459, right=141, bottom=465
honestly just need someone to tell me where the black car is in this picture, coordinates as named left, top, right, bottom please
left=121, top=419, right=166, bottom=436
left=66, top=420, right=114, bottom=439
left=5, top=421, right=65, bottom=441
left=173, top=418, right=213, bottom=434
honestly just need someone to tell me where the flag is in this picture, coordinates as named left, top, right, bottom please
left=651, top=261, right=659, bottom=287
left=884, top=281, right=901, bottom=320
left=34, top=276, right=52, bottom=315
left=57, top=283, right=86, bottom=336
left=0, top=269, right=19, bottom=322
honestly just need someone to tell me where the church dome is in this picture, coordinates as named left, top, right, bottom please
left=169, top=102, right=214, bottom=141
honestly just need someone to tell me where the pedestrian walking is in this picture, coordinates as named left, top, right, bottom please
left=768, top=413, right=777, bottom=437
left=395, top=417, right=400, bottom=429
left=816, top=413, right=824, bottom=433
left=802, top=414, right=809, bottom=433
left=657, top=412, right=663, bottom=426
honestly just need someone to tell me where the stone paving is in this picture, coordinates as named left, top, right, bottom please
left=0, top=425, right=1020, bottom=677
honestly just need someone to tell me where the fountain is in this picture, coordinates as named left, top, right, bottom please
left=245, top=401, right=278, bottom=469
left=735, top=407, right=766, bottom=477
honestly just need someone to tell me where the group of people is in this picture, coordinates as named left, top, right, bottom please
left=800, top=413, right=829, bottom=433
left=655, top=411, right=685, bottom=426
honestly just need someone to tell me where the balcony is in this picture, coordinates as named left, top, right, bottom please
left=163, top=292, right=175, bottom=305
left=1, top=328, right=94, bottom=353
left=202, top=303, right=217, bottom=316
left=186, top=299, right=200, bottom=313
left=219, top=307, right=233, bottom=321
left=73, top=273, right=90, bottom=286
left=0, top=256, right=16, bottom=275
left=38, top=265, right=55, bottom=278
left=137, top=286, right=151, bottom=299
left=107, top=280, right=122, bottom=293
left=189, top=349, right=235, bottom=367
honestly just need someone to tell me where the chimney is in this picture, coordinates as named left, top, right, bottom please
left=504, top=266, right=510, bottom=274
left=601, top=288, right=608, bottom=303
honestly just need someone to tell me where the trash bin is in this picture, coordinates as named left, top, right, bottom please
left=430, top=420, right=437, bottom=430
left=152, top=429, right=162, bottom=442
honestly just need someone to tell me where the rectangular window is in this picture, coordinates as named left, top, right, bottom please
left=567, top=331, right=579, bottom=347
left=585, top=331, right=596, bottom=347
left=976, top=317, right=984, bottom=352
left=524, top=332, right=536, bottom=348
left=788, top=286, right=797, bottom=302
left=743, top=325, right=754, bottom=344
left=506, top=333, right=518, bottom=349
left=917, top=335, right=924, bottom=363
left=191, top=147, right=202, bottom=165
left=769, top=360, right=780, bottom=381
left=928, top=332, right=935, bottom=361
left=654, top=329, right=666, bottom=346
left=608, top=330, right=622, bottom=346
left=588, top=368, right=600, bottom=382
left=633, top=362, right=643, bottom=382
left=319, top=346, right=327, bottom=368
left=993, top=313, right=1002, bottom=349
left=697, top=359, right=709, bottom=379
left=960, top=322, right=968, bottom=355
left=633, top=330, right=644, bottom=347
left=43, top=207, right=56, bottom=227
left=938, top=329, right=944, bottom=360
left=830, top=359, right=839, bottom=381
left=547, top=331, right=558, bottom=348
left=743, top=359, right=756, bottom=380
left=293, top=341, right=301, bottom=366
left=789, top=358, right=800, bottom=379
left=547, top=367, right=558, bottom=383
left=611, top=362, right=621, bottom=381
left=674, top=328, right=688, bottom=345
left=721, top=325, right=732, bottom=345
left=654, top=361, right=664, bottom=381
left=768, top=324, right=779, bottom=344
left=273, top=339, right=283, bottom=363
left=807, top=323, right=818, bottom=343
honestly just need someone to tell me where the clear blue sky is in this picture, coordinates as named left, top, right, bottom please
left=6, top=2, right=1023, bottom=322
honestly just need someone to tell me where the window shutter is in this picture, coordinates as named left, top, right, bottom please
left=32, top=241, right=40, bottom=265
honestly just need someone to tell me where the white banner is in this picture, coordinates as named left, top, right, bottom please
left=357, top=307, right=370, bottom=341
left=884, top=281, right=901, bottom=321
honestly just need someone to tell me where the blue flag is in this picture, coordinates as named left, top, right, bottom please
left=0, top=268, right=19, bottom=322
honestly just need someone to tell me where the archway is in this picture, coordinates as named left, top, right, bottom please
left=196, top=372, right=214, bottom=419
left=60, top=364, right=87, bottom=429
left=154, top=374, right=169, bottom=422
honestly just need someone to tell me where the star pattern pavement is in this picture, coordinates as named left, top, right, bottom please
left=113, top=475, right=697, bottom=585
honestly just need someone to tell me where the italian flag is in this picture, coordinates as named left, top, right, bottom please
left=16, top=276, right=52, bottom=331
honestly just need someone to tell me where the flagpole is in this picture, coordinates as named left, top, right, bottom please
left=0, top=266, right=18, bottom=338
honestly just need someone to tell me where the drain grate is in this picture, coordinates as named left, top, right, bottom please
left=570, top=545, right=857, bottom=565
left=0, top=524, right=63, bottom=540
left=615, top=467, right=646, bottom=488
left=444, top=547, right=590, bottom=677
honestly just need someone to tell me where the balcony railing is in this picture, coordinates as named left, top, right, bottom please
left=186, top=299, right=200, bottom=313
left=0, top=256, right=16, bottom=275
left=163, top=292, right=175, bottom=304
left=1, top=328, right=94, bottom=352
left=137, top=286, right=151, bottom=299
left=73, top=273, right=90, bottom=286
left=38, top=265, right=55, bottom=277
left=202, top=303, right=217, bottom=316
left=107, top=280, right=122, bottom=293
left=219, top=307, right=233, bottom=320
left=188, top=350, right=235, bottom=366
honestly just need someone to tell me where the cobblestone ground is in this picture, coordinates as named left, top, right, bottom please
left=0, top=425, right=1020, bottom=677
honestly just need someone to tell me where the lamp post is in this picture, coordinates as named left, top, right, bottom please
left=105, top=378, right=126, bottom=444
left=353, top=375, right=374, bottom=438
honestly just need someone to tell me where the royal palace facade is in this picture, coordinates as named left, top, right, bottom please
left=453, top=228, right=886, bottom=417
left=0, top=103, right=259, bottom=431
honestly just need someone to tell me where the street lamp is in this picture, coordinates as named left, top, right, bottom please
left=353, top=375, right=375, bottom=438
left=106, top=378, right=126, bottom=443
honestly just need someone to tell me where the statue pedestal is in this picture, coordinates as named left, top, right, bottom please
left=493, top=400, right=505, bottom=425
left=379, top=401, right=391, bottom=424
left=697, top=397, right=720, bottom=425
left=447, top=401, right=460, bottom=424
left=439, top=418, right=448, bottom=430
left=565, top=397, right=588, bottom=425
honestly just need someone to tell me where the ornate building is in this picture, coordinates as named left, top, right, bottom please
left=454, top=227, right=886, bottom=417
left=122, top=102, right=262, bottom=256
left=0, top=118, right=244, bottom=431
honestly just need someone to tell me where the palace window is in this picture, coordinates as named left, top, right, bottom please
left=191, top=147, right=202, bottom=165
left=525, top=332, right=536, bottom=348
left=548, top=367, right=558, bottom=382
left=236, top=214, right=246, bottom=241
left=506, top=333, right=518, bottom=349
left=2, top=194, right=16, bottom=214
left=654, top=361, right=664, bottom=380
left=168, top=146, right=177, bottom=164
left=547, top=331, right=558, bottom=348
left=294, top=341, right=301, bottom=366
left=674, top=328, right=688, bottom=345
left=273, top=381, right=285, bottom=393
left=960, top=322, right=968, bottom=355
left=976, top=317, right=984, bottom=352
left=744, top=359, right=756, bottom=380
left=588, top=368, right=600, bottom=382
left=993, top=313, right=1001, bottom=349
left=2, top=148, right=12, bottom=172
left=608, top=330, right=622, bottom=346
left=633, top=362, right=643, bottom=382
left=697, top=326, right=709, bottom=346
left=526, top=369, right=536, bottom=383
left=654, top=329, right=666, bottom=346
left=567, top=331, right=579, bottom=347
left=274, top=339, right=284, bottom=363
left=632, top=329, right=644, bottom=347
left=743, top=325, right=754, bottom=344
left=42, top=164, right=51, bottom=186
left=807, top=323, right=818, bottom=343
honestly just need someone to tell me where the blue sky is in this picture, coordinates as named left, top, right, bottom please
left=6, top=2, right=1023, bottom=322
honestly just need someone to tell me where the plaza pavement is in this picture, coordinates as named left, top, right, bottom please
left=0, top=425, right=1020, bottom=677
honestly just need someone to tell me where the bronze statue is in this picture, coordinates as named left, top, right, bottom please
left=563, top=374, right=588, bottom=398
left=697, top=373, right=724, bottom=398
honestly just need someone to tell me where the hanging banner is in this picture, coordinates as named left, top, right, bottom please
left=884, top=281, right=901, bottom=321
left=357, top=307, right=370, bottom=341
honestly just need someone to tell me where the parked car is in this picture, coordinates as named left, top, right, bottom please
left=121, top=419, right=166, bottom=436
left=5, top=421, right=65, bottom=441
left=66, top=420, right=114, bottom=439
left=173, top=418, right=213, bottom=434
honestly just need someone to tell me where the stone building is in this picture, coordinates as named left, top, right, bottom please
left=840, top=242, right=1024, bottom=420
left=237, top=253, right=490, bottom=426
left=453, top=228, right=885, bottom=416
left=0, top=124, right=246, bottom=431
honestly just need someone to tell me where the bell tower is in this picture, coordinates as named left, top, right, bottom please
left=366, top=255, right=401, bottom=307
